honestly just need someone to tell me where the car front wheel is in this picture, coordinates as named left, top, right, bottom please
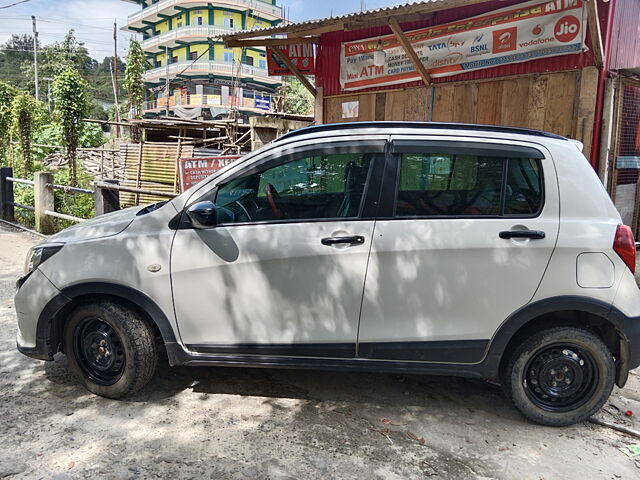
left=505, top=326, right=615, bottom=426
left=63, top=302, right=158, bottom=399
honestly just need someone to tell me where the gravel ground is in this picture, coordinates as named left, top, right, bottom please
left=1, top=222, right=640, bottom=479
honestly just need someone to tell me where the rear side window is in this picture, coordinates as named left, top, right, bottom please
left=395, top=153, right=542, bottom=217
left=504, top=158, right=543, bottom=215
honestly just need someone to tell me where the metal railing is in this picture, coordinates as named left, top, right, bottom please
left=144, top=60, right=271, bottom=81
left=0, top=167, right=178, bottom=235
left=142, top=25, right=233, bottom=51
left=127, top=0, right=283, bottom=25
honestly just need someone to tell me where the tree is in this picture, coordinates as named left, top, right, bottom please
left=10, top=93, right=39, bottom=173
left=280, top=78, right=314, bottom=115
left=0, top=81, right=17, bottom=164
left=52, top=68, right=89, bottom=186
left=124, top=39, right=148, bottom=142
left=124, top=39, right=148, bottom=119
left=0, top=35, right=38, bottom=92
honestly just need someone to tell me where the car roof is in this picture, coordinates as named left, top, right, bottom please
left=275, top=121, right=568, bottom=143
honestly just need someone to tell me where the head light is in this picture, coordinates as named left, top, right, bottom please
left=24, top=243, right=64, bottom=276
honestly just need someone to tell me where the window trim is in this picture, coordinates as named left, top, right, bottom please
left=186, top=141, right=387, bottom=229
left=385, top=142, right=546, bottom=220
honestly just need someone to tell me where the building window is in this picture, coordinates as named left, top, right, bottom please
left=224, top=51, right=234, bottom=62
left=259, top=60, right=266, bottom=69
left=224, top=18, right=234, bottom=28
left=195, top=17, right=203, bottom=25
left=189, top=52, right=198, bottom=61
left=177, top=21, right=183, bottom=28
left=172, top=56, right=178, bottom=64
left=157, top=60, right=162, bottom=68
left=244, top=56, right=254, bottom=66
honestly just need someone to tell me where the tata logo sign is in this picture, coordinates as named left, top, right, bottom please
left=554, top=15, right=580, bottom=43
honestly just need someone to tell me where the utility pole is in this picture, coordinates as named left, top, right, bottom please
left=112, top=19, right=121, bottom=137
left=165, top=45, right=170, bottom=117
left=32, top=15, right=39, bottom=101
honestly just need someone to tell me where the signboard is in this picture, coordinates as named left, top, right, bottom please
left=340, top=0, right=587, bottom=91
left=255, top=96, right=271, bottom=111
left=267, top=44, right=315, bottom=76
left=179, top=156, right=240, bottom=192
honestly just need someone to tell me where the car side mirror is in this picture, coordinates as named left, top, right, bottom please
left=186, top=201, right=219, bottom=229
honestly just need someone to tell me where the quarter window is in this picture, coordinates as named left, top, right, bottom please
left=214, top=152, right=375, bottom=223
left=395, top=153, right=542, bottom=217
left=504, top=158, right=543, bottom=215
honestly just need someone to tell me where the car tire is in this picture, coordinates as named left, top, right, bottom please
left=63, top=302, right=158, bottom=399
left=504, top=326, right=614, bottom=426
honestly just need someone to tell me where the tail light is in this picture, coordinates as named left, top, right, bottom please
left=613, top=224, right=636, bottom=274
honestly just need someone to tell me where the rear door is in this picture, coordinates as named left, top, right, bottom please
left=357, top=136, right=559, bottom=363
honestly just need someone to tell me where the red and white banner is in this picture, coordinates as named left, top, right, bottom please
left=267, top=44, right=315, bottom=76
left=340, top=0, right=587, bottom=91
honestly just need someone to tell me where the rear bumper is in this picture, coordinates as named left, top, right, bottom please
left=609, top=307, right=640, bottom=370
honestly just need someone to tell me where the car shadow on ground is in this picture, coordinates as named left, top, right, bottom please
left=43, top=350, right=516, bottom=420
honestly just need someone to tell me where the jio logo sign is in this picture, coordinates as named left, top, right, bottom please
left=554, top=15, right=580, bottom=43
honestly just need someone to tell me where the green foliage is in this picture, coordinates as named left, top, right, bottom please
left=10, top=93, right=41, bottom=174
left=0, top=35, right=37, bottom=92
left=281, top=78, right=314, bottom=115
left=124, top=39, right=148, bottom=119
left=0, top=81, right=17, bottom=164
left=52, top=67, right=89, bottom=186
left=1, top=32, right=125, bottom=106
left=52, top=166, right=95, bottom=229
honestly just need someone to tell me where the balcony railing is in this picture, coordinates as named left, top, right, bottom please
left=145, top=60, right=273, bottom=81
left=142, top=25, right=234, bottom=50
left=144, top=93, right=274, bottom=113
left=128, top=0, right=283, bottom=25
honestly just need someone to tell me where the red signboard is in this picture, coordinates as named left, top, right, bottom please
left=267, top=44, right=315, bottom=76
left=179, top=156, right=240, bottom=192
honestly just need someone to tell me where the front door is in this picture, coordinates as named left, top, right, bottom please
left=171, top=140, right=385, bottom=357
left=357, top=136, right=560, bottom=363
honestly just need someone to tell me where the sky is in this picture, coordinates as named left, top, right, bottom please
left=0, top=0, right=410, bottom=59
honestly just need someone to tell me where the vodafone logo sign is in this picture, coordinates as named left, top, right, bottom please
left=554, top=15, right=580, bottom=43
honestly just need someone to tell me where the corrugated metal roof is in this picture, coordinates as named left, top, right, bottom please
left=221, top=0, right=493, bottom=39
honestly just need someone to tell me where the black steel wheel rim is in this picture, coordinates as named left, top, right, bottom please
left=523, top=343, right=598, bottom=412
left=74, top=317, right=125, bottom=385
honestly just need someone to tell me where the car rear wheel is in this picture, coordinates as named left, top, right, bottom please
left=504, top=327, right=614, bottom=426
left=63, top=302, right=158, bottom=399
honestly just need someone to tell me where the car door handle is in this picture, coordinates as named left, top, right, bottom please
left=321, top=235, right=365, bottom=246
left=499, top=230, right=546, bottom=240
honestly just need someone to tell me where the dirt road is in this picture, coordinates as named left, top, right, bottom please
left=1, top=222, right=639, bottom=479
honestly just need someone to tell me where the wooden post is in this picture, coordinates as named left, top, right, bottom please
left=0, top=167, right=14, bottom=222
left=34, top=171, right=55, bottom=234
left=586, top=0, right=604, bottom=68
left=314, top=86, right=324, bottom=124
left=389, top=18, right=431, bottom=86
left=271, top=47, right=317, bottom=97
left=94, top=179, right=120, bottom=216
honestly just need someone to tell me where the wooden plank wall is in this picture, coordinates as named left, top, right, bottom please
left=120, top=142, right=195, bottom=207
left=323, top=68, right=599, bottom=158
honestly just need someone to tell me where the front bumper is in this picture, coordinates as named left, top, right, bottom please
left=15, top=269, right=67, bottom=361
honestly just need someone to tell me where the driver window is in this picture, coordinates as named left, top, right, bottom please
left=214, top=151, right=374, bottom=224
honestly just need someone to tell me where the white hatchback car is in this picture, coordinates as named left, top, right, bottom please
left=15, top=122, right=640, bottom=426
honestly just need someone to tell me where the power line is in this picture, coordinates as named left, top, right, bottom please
left=0, top=0, right=32, bottom=10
